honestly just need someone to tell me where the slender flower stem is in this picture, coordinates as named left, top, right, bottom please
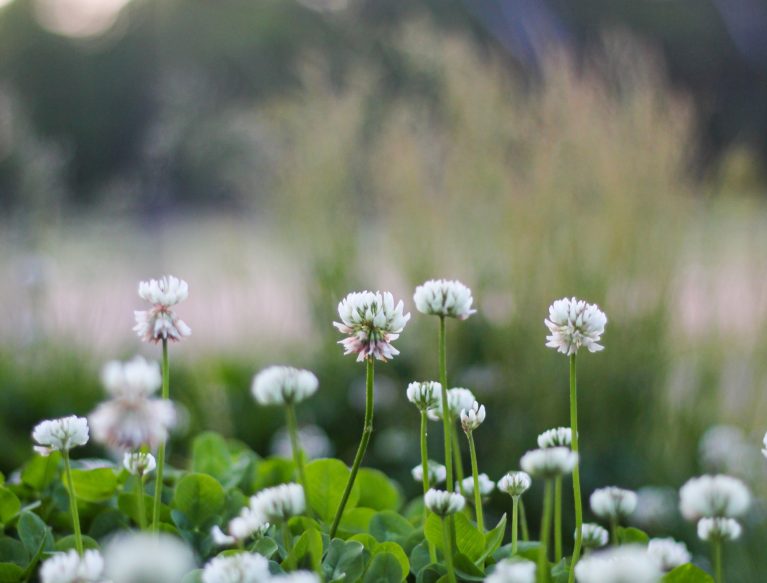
left=538, top=480, right=553, bottom=583
left=135, top=475, right=147, bottom=530
left=520, top=498, right=530, bottom=541
left=466, top=432, right=484, bottom=532
left=511, top=496, right=520, bottom=555
left=568, top=353, right=583, bottom=583
left=610, top=517, right=618, bottom=546
left=554, top=476, right=563, bottom=562
left=420, top=411, right=437, bottom=563
left=441, top=517, right=457, bottom=583
left=712, top=540, right=723, bottom=583
left=152, top=338, right=170, bottom=533
left=330, top=358, right=374, bottom=539
left=62, top=450, right=83, bottom=555
left=285, top=402, right=309, bottom=510
left=438, top=316, right=453, bottom=491
left=452, top=430, right=465, bottom=493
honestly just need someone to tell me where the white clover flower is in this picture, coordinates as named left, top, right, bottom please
left=520, top=447, right=578, bottom=479
left=103, top=533, right=195, bottom=583
left=251, top=366, right=319, bottom=406
left=498, top=471, right=532, bottom=497
left=679, top=474, right=750, bottom=521
left=485, top=559, right=536, bottom=583
left=270, top=573, right=321, bottom=583
left=427, top=388, right=476, bottom=421
left=101, top=357, right=161, bottom=399
left=89, top=396, right=176, bottom=451
left=646, top=538, right=690, bottom=572
left=537, top=427, right=572, bottom=449
left=630, top=487, right=677, bottom=530
left=545, top=297, right=607, bottom=356
left=250, top=483, right=305, bottom=523
left=201, top=552, right=270, bottom=583
left=460, top=401, right=486, bottom=432
left=133, top=275, right=191, bottom=344
left=697, top=517, right=742, bottom=542
left=413, top=279, right=477, bottom=320
left=122, top=452, right=156, bottom=476
left=32, top=416, right=89, bottom=456
left=578, top=523, right=609, bottom=549
left=424, top=488, right=465, bottom=517
left=411, top=461, right=447, bottom=485
left=333, top=291, right=410, bottom=362
left=590, top=487, right=638, bottom=521
left=574, top=545, right=661, bottom=583
left=211, top=504, right=271, bottom=547
left=459, top=473, right=495, bottom=498
left=40, top=550, right=104, bottom=583
left=406, top=381, right=441, bottom=411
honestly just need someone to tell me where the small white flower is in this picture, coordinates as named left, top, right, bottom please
left=590, top=487, right=638, bottom=521
left=498, top=471, right=532, bottom=497
left=485, top=559, right=536, bottom=583
left=679, top=474, right=750, bottom=521
left=250, top=483, right=305, bottom=523
left=201, top=552, right=270, bottom=583
left=101, top=357, right=161, bottom=399
left=459, top=474, right=495, bottom=498
left=545, top=297, right=607, bottom=356
left=406, top=381, right=441, bottom=411
left=133, top=275, right=191, bottom=344
left=424, top=488, right=465, bottom=516
left=413, top=279, right=477, bottom=320
left=211, top=504, right=271, bottom=547
left=411, top=461, right=447, bottom=485
left=103, top=533, right=195, bottom=583
left=40, top=549, right=104, bottom=583
left=520, top=447, right=578, bottom=479
left=32, top=416, right=89, bottom=456
left=460, top=401, right=486, bottom=432
left=270, top=573, right=321, bottom=583
left=574, top=545, right=661, bottom=583
left=122, top=452, right=156, bottom=476
left=697, top=517, right=742, bottom=542
left=578, top=523, right=609, bottom=549
left=537, top=427, right=572, bottom=449
left=333, top=291, right=410, bottom=362
left=646, top=538, right=691, bottom=571
left=89, top=396, right=176, bottom=451
left=251, top=366, right=319, bottom=406
left=427, top=388, right=476, bottom=421
left=762, top=431, right=767, bottom=460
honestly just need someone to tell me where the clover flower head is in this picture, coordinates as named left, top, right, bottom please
left=32, top=416, right=89, bottom=456
left=590, top=487, right=638, bottom=521
left=133, top=275, right=191, bottom=344
left=89, top=396, right=176, bottom=451
left=578, top=523, right=609, bottom=550
left=40, top=549, right=104, bottom=583
left=697, top=517, right=742, bottom=542
left=459, top=473, right=495, bottom=498
left=406, top=381, right=442, bottom=411
left=250, top=483, right=305, bottom=523
left=201, top=552, right=270, bottom=583
left=334, top=291, right=410, bottom=362
left=574, top=546, right=661, bottom=583
left=424, top=488, right=465, bottom=516
left=251, top=366, right=319, bottom=406
left=498, top=471, right=532, bottom=497
left=101, top=357, right=161, bottom=399
left=411, top=461, right=447, bottom=485
left=427, top=388, right=476, bottom=421
left=270, top=573, right=321, bottom=583
left=646, top=538, right=691, bottom=572
left=537, top=427, right=572, bottom=449
left=485, top=559, right=536, bottom=583
left=679, top=474, right=750, bottom=521
left=123, top=452, right=156, bottom=476
left=413, top=279, right=477, bottom=320
left=460, top=401, right=486, bottom=432
left=211, top=504, right=270, bottom=547
left=544, top=297, right=607, bottom=356
left=520, top=447, right=578, bottom=479
left=103, top=533, right=194, bottom=583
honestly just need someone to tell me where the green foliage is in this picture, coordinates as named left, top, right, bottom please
left=0, top=489, right=20, bottom=525
left=65, top=469, right=118, bottom=503
left=173, top=473, right=226, bottom=528
left=305, top=459, right=360, bottom=523
left=323, top=539, right=368, bottom=583
left=356, top=469, right=401, bottom=512
left=663, top=564, right=715, bottom=582
left=363, top=552, right=403, bottom=583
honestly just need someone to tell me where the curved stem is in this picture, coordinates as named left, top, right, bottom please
left=329, top=358, right=375, bottom=538
left=511, top=496, right=519, bottom=555
left=466, top=432, right=484, bottom=532
left=442, top=517, right=457, bottom=583
left=285, top=402, right=309, bottom=509
left=62, top=450, right=83, bottom=555
left=554, top=476, right=562, bottom=562
left=520, top=498, right=530, bottom=541
left=135, top=475, right=147, bottom=530
left=568, top=353, right=583, bottom=583
left=438, top=316, right=453, bottom=491
left=152, top=339, right=170, bottom=533
left=713, top=540, right=723, bottom=583
left=538, top=480, right=553, bottom=583
left=420, top=411, right=437, bottom=563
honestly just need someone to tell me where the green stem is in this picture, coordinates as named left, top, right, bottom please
left=420, top=411, right=437, bottom=564
left=285, top=402, right=309, bottom=509
left=512, top=496, right=519, bottom=555
left=438, top=316, right=453, bottom=491
left=538, top=480, right=553, bottom=583
left=135, top=475, right=147, bottom=530
left=610, top=517, right=618, bottom=546
left=452, top=429, right=465, bottom=493
left=329, top=358, right=375, bottom=539
left=520, top=498, right=530, bottom=541
left=442, top=517, right=457, bottom=583
left=152, top=338, right=170, bottom=533
left=567, top=353, right=583, bottom=583
left=713, top=540, right=723, bottom=583
left=62, top=450, right=83, bottom=555
left=283, top=523, right=293, bottom=555
left=466, top=432, right=484, bottom=532
left=554, top=476, right=562, bottom=562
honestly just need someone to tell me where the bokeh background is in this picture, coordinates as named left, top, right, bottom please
left=2, top=0, right=767, bottom=578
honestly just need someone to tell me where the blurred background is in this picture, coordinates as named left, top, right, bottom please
left=2, top=0, right=767, bottom=578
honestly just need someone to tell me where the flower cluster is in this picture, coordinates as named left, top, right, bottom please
left=537, top=427, right=572, bottom=449
left=40, top=550, right=104, bottom=583
left=579, top=523, right=608, bottom=549
left=678, top=474, right=750, bottom=521
left=334, top=291, right=410, bottom=362
left=646, top=537, right=691, bottom=572
left=250, top=483, right=305, bottom=523
left=544, top=297, right=607, bottom=356
left=590, top=486, right=638, bottom=521
left=211, top=506, right=270, bottom=547
left=411, top=461, right=447, bottom=485
left=201, top=552, right=270, bottom=583
left=697, top=517, right=742, bottom=542
left=459, top=473, right=495, bottom=498
left=251, top=366, right=319, bottom=405
left=497, top=471, right=532, bottom=497
left=485, top=559, right=535, bottom=583
left=520, top=447, right=578, bottom=479
left=413, top=279, right=476, bottom=320
left=460, top=401, right=486, bottom=432
left=406, top=381, right=441, bottom=411
left=122, top=451, right=156, bottom=476
left=32, top=416, right=89, bottom=456
left=574, top=545, right=661, bottom=583
left=133, top=275, right=191, bottom=344
left=102, top=533, right=195, bottom=583
left=424, top=488, right=465, bottom=516
left=427, top=387, right=476, bottom=421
